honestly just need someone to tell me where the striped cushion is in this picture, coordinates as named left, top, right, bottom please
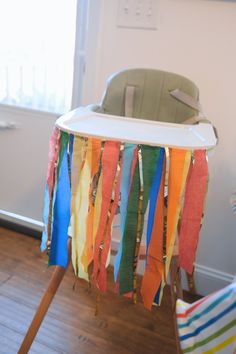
left=230, top=191, right=236, bottom=214
left=176, top=282, right=236, bottom=353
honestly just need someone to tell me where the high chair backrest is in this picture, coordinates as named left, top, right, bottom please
left=96, top=68, right=199, bottom=123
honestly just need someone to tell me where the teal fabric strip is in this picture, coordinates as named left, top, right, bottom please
left=119, top=145, right=160, bottom=295
left=114, top=143, right=136, bottom=282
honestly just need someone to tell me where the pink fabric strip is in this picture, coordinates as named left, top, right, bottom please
left=47, top=127, right=61, bottom=196
left=179, top=150, right=208, bottom=274
left=92, top=141, right=121, bottom=291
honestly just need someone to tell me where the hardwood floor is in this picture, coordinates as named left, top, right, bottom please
left=0, top=227, right=192, bottom=354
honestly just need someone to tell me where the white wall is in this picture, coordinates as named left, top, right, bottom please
left=84, top=0, right=236, bottom=294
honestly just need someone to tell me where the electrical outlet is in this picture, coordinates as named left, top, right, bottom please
left=117, top=0, right=158, bottom=30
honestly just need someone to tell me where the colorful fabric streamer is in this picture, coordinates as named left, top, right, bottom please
left=114, top=143, right=137, bottom=282
left=141, top=153, right=165, bottom=310
left=70, top=137, right=88, bottom=276
left=42, top=128, right=210, bottom=309
left=92, top=141, right=123, bottom=291
left=49, top=132, right=71, bottom=268
left=119, top=145, right=161, bottom=295
left=41, top=127, right=61, bottom=252
left=179, top=150, right=208, bottom=274
left=165, top=149, right=191, bottom=278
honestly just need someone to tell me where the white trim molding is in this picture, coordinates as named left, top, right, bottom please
left=0, top=210, right=44, bottom=232
left=193, top=264, right=234, bottom=296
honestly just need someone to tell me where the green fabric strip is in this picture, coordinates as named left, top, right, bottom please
left=119, top=145, right=161, bottom=295
left=57, top=132, right=69, bottom=178
left=183, top=319, right=236, bottom=353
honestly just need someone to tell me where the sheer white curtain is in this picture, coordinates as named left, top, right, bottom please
left=0, top=0, right=79, bottom=114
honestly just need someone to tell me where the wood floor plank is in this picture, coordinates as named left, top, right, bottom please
left=0, top=227, right=185, bottom=354
left=0, top=324, right=61, bottom=354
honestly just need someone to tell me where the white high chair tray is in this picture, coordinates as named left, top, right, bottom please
left=56, top=106, right=217, bottom=150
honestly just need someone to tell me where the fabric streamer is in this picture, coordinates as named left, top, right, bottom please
left=41, top=127, right=61, bottom=252
left=73, top=138, right=92, bottom=280
left=179, top=150, right=208, bottom=274
left=114, top=143, right=137, bottom=282
left=97, top=143, right=124, bottom=292
left=49, top=132, right=71, bottom=268
left=154, top=148, right=191, bottom=305
left=42, top=130, right=211, bottom=313
left=164, top=149, right=191, bottom=280
left=92, top=141, right=122, bottom=291
left=70, top=137, right=88, bottom=276
left=141, top=153, right=165, bottom=310
left=119, top=145, right=161, bottom=295
left=152, top=148, right=191, bottom=306
left=146, top=147, right=165, bottom=254
left=81, top=138, right=102, bottom=271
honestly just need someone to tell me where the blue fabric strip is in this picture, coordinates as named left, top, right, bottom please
left=180, top=301, right=236, bottom=341
left=153, top=284, right=161, bottom=305
left=69, top=134, right=74, bottom=164
left=146, top=148, right=165, bottom=255
left=49, top=140, right=71, bottom=268
left=114, top=143, right=136, bottom=282
left=41, top=184, right=49, bottom=252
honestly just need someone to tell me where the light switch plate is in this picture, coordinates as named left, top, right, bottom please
left=117, top=0, right=158, bottom=30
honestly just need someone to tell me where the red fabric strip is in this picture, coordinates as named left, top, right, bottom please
left=179, top=150, right=208, bottom=274
left=93, top=141, right=121, bottom=291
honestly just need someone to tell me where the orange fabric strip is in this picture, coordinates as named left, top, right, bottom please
left=140, top=158, right=165, bottom=310
left=165, top=149, right=191, bottom=279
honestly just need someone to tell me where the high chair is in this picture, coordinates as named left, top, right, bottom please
left=18, top=68, right=217, bottom=354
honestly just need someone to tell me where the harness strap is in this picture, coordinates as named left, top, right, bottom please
left=125, top=85, right=135, bottom=117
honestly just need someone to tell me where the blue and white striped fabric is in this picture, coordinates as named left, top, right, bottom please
left=176, top=281, right=236, bottom=353
left=230, top=191, right=236, bottom=214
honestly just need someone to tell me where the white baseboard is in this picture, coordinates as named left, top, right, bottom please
left=193, top=264, right=234, bottom=296
left=1, top=210, right=234, bottom=296
left=0, top=210, right=44, bottom=232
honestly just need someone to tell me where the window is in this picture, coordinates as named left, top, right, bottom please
left=0, top=0, right=77, bottom=113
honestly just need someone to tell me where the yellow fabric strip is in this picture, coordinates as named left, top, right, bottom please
left=71, top=137, right=88, bottom=278
left=80, top=138, right=101, bottom=271
left=92, top=174, right=103, bottom=247
left=75, top=138, right=92, bottom=280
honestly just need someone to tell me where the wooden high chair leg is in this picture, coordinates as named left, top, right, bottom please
left=186, top=271, right=196, bottom=295
left=18, top=239, right=71, bottom=354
